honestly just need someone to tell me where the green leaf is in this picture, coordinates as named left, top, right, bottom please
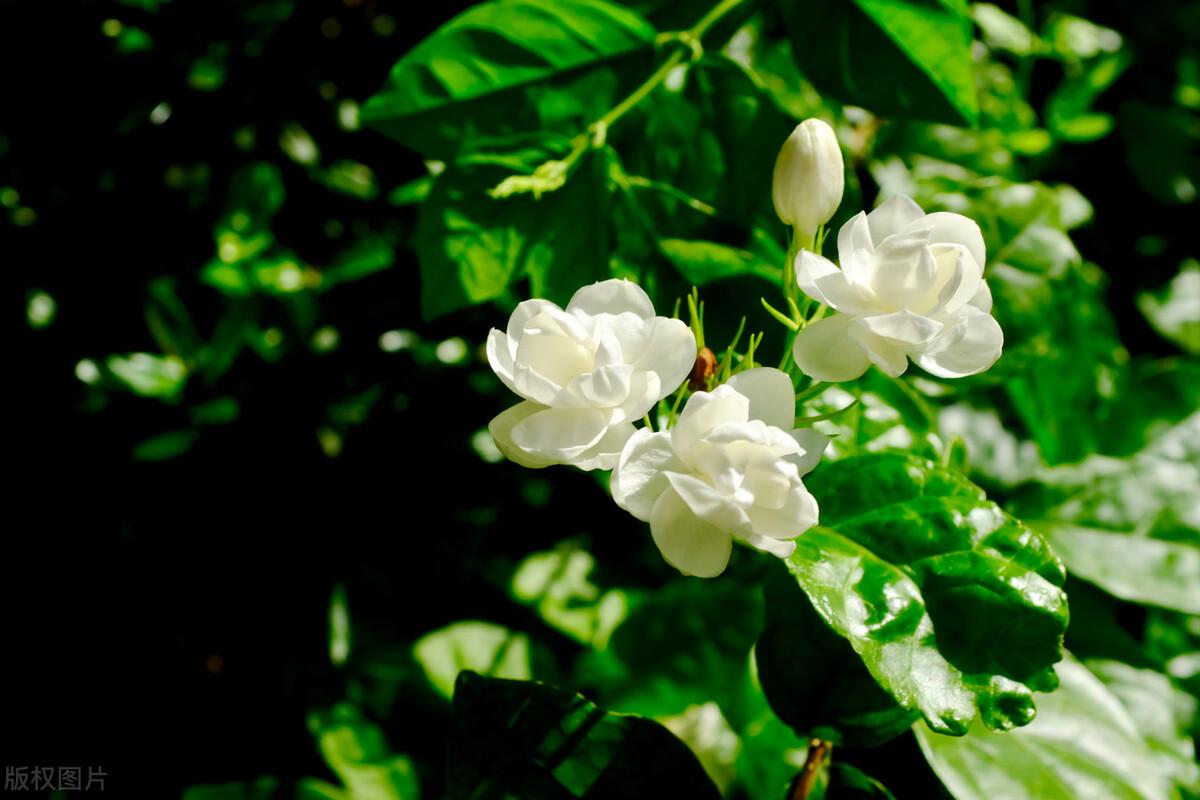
left=1087, top=659, right=1200, bottom=795
left=413, top=620, right=533, bottom=699
left=915, top=655, right=1182, bottom=800
left=579, top=578, right=762, bottom=717
left=322, top=236, right=396, bottom=289
left=106, top=352, right=188, bottom=399
left=784, top=0, right=978, bottom=125
left=308, top=703, right=420, bottom=800
left=658, top=239, right=782, bottom=286
left=362, top=0, right=655, bottom=157
left=414, top=139, right=613, bottom=319
left=181, top=776, right=283, bottom=800
left=448, top=672, right=720, bottom=799
left=757, top=560, right=921, bottom=746
left=131, top=428, right=200, bottom=461
left=1038, top=522, right=1200, bottom=615
left=760, top=454, right=1068, bottom=740
left=1138, top=260, right=1200, bottom=354
left=510, top=544, right=629, bottom=648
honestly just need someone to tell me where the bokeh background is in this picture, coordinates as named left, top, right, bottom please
left=6, top=0, right=1198, bottom=797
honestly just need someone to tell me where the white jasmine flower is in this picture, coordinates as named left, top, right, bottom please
left=611, top=368, right=827, bottom=577
left=772, top=118, right=845, bottom=237
left=791, top=195, right=1003, bottom=381
left=488, top=279, right=696, bottom=471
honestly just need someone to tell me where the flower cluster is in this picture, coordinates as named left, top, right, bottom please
left=483, top=118, right=1004, bottom=578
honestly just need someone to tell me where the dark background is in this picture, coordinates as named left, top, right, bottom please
left=3, top=0, right=1193, bottom=795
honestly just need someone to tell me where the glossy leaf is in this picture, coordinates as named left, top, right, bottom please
left=1039, top=523, right=1200, bottom=615
left=448, top=672, right=720, bottom=799
left=362, top=0, right=655, bottom=157
left=760, top=454, right=1068, bottom=740
left=784, top=0, right=978, bottom=125
left=916, top=655, right=1181, bottom=800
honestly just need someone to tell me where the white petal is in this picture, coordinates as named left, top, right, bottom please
left=726, top=367, right=796, bottom=429
left=612, top=428, right=684, bottom=521
left=650, top=487, right=734, bottom=578
left=795, top=250, right=872, bottom=315
left=791, top=314, right=872, bottom=382
left=567, top=279, right=655, bottom=321
left=614, top=371, right=662, bottom=422
left=590, top=313, right=653, bottom=365
left=837, top=212, right=876, bottom=286
left=666, top=472, right=753, bottom=534
left=835, top=211, right=873, bottom=271
left=746, top=484, right=819, bottom=539
left=672, top=386, right=750, bottom=460
left=571, top=422, right=637, bottom=471
left=632, top=317, right=697, bottom=398
left=929, top=244, right=984, bottom=314
left=741, top=532, right=797, bottom=559
left=850, top=322, right=910, bottom=377
left=555, top=364, right=634, bottom=409
left=510, top=406, right=612, bottom=461
left=916, top=306, right=1004, bottom=378
left=523, top=306, right=592, bottom=344
left=506, top=299, right=558, bottom=356
left=864, top=233, right=937, bottom=309
left=512, top=362, right=563, bottom=406
left=486, top=328, right=517, bottom=393
left=867, top=195, right=925, bottom=243
left=787, top=429, right=830, bottom=475
left=703, top=420, right=801, bottom=456
left=969, top=279, right=993, bottom=313
left=489, top=402, right=558, bottom=469
left=857, top=310, right=943, bottom=347
left=911, top=212, right=986, bottom=274
left=515, top=331, right=594, bottom=388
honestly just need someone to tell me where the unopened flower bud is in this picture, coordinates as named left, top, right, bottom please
left=772, top=118, right=844, bottom=237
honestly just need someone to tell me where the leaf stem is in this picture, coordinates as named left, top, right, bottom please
left=493, top=0, right=747, bottom=196
left=790, top=739, right=832, bottom=800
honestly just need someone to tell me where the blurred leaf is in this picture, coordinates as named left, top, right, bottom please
left=828, top=763, right=899, bottom=799
left=658, top=239, right=781, bottom=286
left=1046, top=52, right=1129, bottom=142
left=413, top=621, right=533, bottom=699
left=1139, top=260, right=1200, bottom=354
left=785, top=0, right=978, bottom=125
left=915, top=655, right=1181, bottom=800
left=1042, top=13, right=1123, bottom=61
left=387, top=176, right=433, bottom=206
left=972, top=3, right=1041, bottom=57
left=323, top=237, right=396, bottom=288
left=317, top=160, right=378, bottom=201
left=362, top=0, right=655, bottom=158
left=1087, top=659, right=1200, bottom=794
left=762, top=454, right=1067, bottom=739
left=131, top=428, right=199, bottom=461
left=308, top=703, right=420, bottom=800
left=448, top=672, right=719, bottom=799
left=510, top=544, right=628, bottom=648
left=580, top=578, right=762, bottom=717
left=1120, top=101, right=1200, bottom=205
left=181, top=776, right=282, bottom=800
left=106, top=352, right=188, bottom=398
left=1039, top=522, right=1200, bottom=614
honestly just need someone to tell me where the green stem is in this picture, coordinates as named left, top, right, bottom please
left=508, top=0, right=746, bottom=193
